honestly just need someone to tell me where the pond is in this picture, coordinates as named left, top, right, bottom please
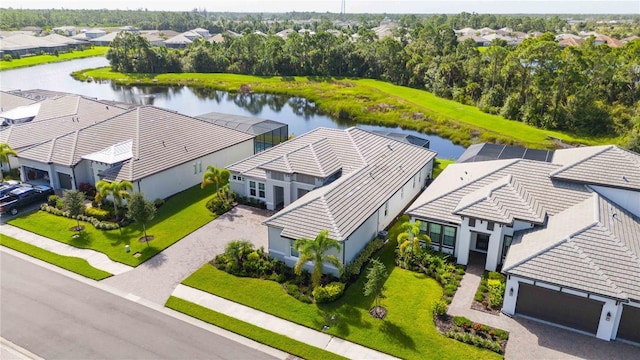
left=0, top=57, right=465, bottom=159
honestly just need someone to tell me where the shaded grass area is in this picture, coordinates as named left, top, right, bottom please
left=434, top=158, right=455, bottom=179
left=181, top=216, right=498, bottom=360
left=0, top=234, right=111, bottom=280
left=0, top=47, right=108, bottom=71
left=73, top=69, right=619, bottom=149
left=165, top=296, right=347, bottom=360
left=8, top=185, right=218, bottom=266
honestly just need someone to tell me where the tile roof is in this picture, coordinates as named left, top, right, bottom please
left=263, top=128, right=437, bottom=241
left=504, top=194, right=640, bottom=302
left=550, top=145, right=640, bottom=191
left=0, top=95, right=129, bottom=150
left=0, top=91, right=37, bottom=111
left=407, top=159, right=591, bottom=225
left=259, top=138, right=342, bottom=178
left=18, top=106, right=254, bottom=182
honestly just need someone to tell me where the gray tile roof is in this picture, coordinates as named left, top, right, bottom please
left=0, top=91, right=37, bottom=111
left=550, top=145, right=640, bottom=191
left=18, top=106, right=254, bottom=182
left=407, top=159, right=591, bottom=225
left=263, top=128, right=437, bottom=241
left=195, top=112, right=286, bottom=136
left=259, top=138, right=342, bottom=178
left=504, top=194, right=640, bottom=302
left=0, top=95, right=128, bottom=150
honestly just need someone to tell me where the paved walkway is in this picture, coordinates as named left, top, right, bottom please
left=101, top=205, right=272, bottom=305
left=173, top=284, right=399, bottom=360
left=0, top=225, right=132, bottom=275
left=449, top=255, right=640, bottom=359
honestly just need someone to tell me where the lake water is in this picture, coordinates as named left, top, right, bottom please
left=0, top=57, right=465, bottom=159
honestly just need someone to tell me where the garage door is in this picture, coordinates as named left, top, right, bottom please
left=516, top=283, right=603, bottom=334
left=617, top=305, right=640, bottom=343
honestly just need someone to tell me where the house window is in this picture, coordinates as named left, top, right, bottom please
left=468, top=218, right=476, bottom=227
left=502, top=235, right=513, bottom=260
left=290, top=241, right=299, bottom=257
left=429, top=223, right=442, bottom=244
left=443, top=226, right=456, bottom=248
left=413, top=175, right=416, bottom=188
left=249, top=181, right=256, bottom=196
left=384, top=201, right=389, bottom=216
left=258, top=182, right=265, bottom=198
left=232, top=175, right=237, bottom=180
left=193, top=163, right=198, bottom=174
left=487, top=222, right=495, bottom=231
left=419, top=221, right=428, bottom=233
left=238, top=176, right=242, bottom=181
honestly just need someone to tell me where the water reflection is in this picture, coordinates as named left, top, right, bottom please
left=1, top=57, right=466, bottom=159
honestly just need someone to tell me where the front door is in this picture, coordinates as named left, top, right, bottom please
left=476, top=233, right=489, bottom=251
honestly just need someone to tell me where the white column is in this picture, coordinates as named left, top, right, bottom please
left=485, top=227, right=502, bottom=271
left=457, top=220, right=471, bottom=266
left=502, top=276, right=520, bottom=315
left=595, top=298, right=621, bottom=341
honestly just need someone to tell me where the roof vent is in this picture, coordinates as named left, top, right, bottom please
left=622, top=175, right=628, bottom=182
left=387, top=144, right=393, bottom=151
left=184, top=145, right=188, bottom=152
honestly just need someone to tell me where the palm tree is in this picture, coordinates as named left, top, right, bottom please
left=0, top=142, right=18, bottom=181
left=294, top=230, right=343, bottom=289
left=95, top=179, right=133, bottom=220
left=397, top=219, right=430, bottom=252
left=201, top=165, right=230, bottom=192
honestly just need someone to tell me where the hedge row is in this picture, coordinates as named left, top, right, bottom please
left=40, top=204, right=120, bottom=230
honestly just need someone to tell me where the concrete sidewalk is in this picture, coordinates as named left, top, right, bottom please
left=0, top=225, right=132, bottom=275
left=172, top=284, right=399, bottom=360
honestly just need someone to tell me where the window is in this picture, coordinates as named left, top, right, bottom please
left=232, top=175, right=237, bottom=180
left=468, top=218, right=476, bottom=227
left=384, top=201, right=389, bottom=216
left=429, top=223, right=442, bottom=244
left=193, top=163, right=198, bottom=174
left=258, top=182, right=265, bottom=198
left=238, top=176, right=242, bottom=181
left=419, top=221, right=428, bottom=233
left=476, top=234, right=489, bottom=251
left=413, top=175, right=416, bottom=188
left=443, top=226, right=456, bottom=247
left=290, top=241, right=299, bottom=257
left=249, top=181, right=256, bottom=196
left=487, top=221, right=495, bottom=231
left=502, top=235, right=513, bottom=260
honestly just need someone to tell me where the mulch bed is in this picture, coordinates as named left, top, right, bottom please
left=434, top=314, right=508, bottom=354
left=69, top=225, right=85, bottom=232
left=138, top=235, right=154, bottom=243
left=369, top=306, right=387, bottom=319
left=471, top=300, right=502, bottom=316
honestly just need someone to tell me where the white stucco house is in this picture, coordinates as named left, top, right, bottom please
left=227, top=127, right=437, bottom=274
left=15, top=105, right=255, bottom=200
left=406, top=144, right=640, bottom=343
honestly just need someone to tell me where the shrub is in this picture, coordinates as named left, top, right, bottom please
left=493, top=328, right=509, bottom=340
left=488, top=271, right=506, bottom=281
left=284, top=282, right=299, bottom=297
left=78, top=182, right=96, bottom=199
left=3, top=54, right=13, bottom=61
left=85, top=206, right=110, bottom=221
left=453, top=316, right=473, bottom=329
left=48, top=195, right=60, bottom=207
left=341, top=237, right=384, bottom=281
left=433, top=300, right=448, bottom=316
left=312, top=282, right=345, bottom=303
left=154, top=198, right=165, bottom=208
left=443, top=284, right=457, bottom=297
left=472, top=322, right=483, bottom=332
left=40, top=204, right=119, bottom=229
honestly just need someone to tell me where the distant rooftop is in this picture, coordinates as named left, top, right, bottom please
left=457, top=143, right=554, bottom=163
left=195, top=112, right=286, bottom=136
left=370, top=130, right=430, bottom=149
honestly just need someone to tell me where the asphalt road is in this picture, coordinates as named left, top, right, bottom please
left=0, top=251, right=278, bottom=360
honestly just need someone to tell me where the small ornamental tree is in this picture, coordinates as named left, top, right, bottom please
left=127, top=192, right=156, bottom=246
left=363, top=258, right=388, bottom=313
left=62, top=190, right=86, bottom=234
left=201, top=165, right=231, bottom=192
left=294, top=230, right=343, bottom=289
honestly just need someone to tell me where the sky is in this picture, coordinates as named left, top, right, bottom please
left=2, top=0, right=639, bottom=14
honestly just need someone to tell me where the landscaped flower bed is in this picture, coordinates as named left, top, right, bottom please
left=435, top=315, right=509, bottom=354
left=473, top=271, right=506, bottom=315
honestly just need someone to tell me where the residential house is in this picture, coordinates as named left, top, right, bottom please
left=228, top=127, right=437, bottom=274
left=406, top=144, right=640, bottom=343
left=15, top=106, right=255, bottom=200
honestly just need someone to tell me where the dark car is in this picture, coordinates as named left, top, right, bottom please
left=0, top=183, right=20, bottom=197
left=0, top=185, right=52, bottom=216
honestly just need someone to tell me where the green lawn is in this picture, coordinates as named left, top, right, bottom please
left=73, top=69, right=619, bottom=149
left=180, top=218, right=498, bottom=360
left=0, top=234, right=112, bottom=280
left=8, top=185, right=219, bottom=266
left=166, top=297, right=347, bottom=360
left=0, top=47, right=108, bottom=71
left=434, top=158, right=455, bottom=178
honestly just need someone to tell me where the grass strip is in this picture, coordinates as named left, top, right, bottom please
left=0, top=234, right=112, bottom=280
left=165, top=296, right=347, bottom=360
left=0, top=47, right=108, bottom=71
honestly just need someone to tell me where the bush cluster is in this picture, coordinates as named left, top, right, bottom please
left=153, top=198, right=165, bottom=208
left=78, top=182, right=97, bottom=200
left=206, top=187, right=235, bottom=215
left=445, top=331, right=502, bottom=354
left=312, top=282, right=345, bottom=304
left=444, top=315, right=509, bottom=354
left=234, top=194, right=267, bottom=209
left=341, top=237, right=384, bottom=281
left=48, top=195, right=64, bottom=209
left=433, top=300, right=448, bottom=316
left=85, top=206, right=110, bottom=221
left=40, top=204, right=120, bottom=230
left=474, top=271, right=507, bottom=309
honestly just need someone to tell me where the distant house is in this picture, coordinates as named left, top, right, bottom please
left=228, top=127, right=437, bottom=275
left=406, top=144, right=640, bottom=343
left=16, top=106, right=255, bottom=200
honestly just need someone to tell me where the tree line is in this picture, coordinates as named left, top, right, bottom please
left=106, top=29, right=640, bottom=146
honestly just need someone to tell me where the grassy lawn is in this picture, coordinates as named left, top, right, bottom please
left=166, top=297, right=347, bottom=360
left=433, top=158, right=455, bottom=178
left=73, top=69, right=619, bottom=149
left=7, top=185, right=218, bottom=266
left=0, top=47, right=108, bottom=71
left=0, top=234, right=111, bottom=280
left=180, top=218, right=498, bottom=359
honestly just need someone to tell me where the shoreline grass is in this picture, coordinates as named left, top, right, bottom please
left=0, top=234, right=112, bottom=280
left=72, top=68, right=619, bottom=150
left=0, top=47, right=108, bottom=71
left=165, top=296, right=347, bottom=360
left=7, top=184, right=218, bottom=266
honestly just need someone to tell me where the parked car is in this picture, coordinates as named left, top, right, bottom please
left=0, top=185, right=53, bottom=216
left=0, top=183, right=20, bottom=197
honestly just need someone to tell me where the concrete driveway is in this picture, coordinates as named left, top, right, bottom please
left=101, top=205, right=272, bottom=305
